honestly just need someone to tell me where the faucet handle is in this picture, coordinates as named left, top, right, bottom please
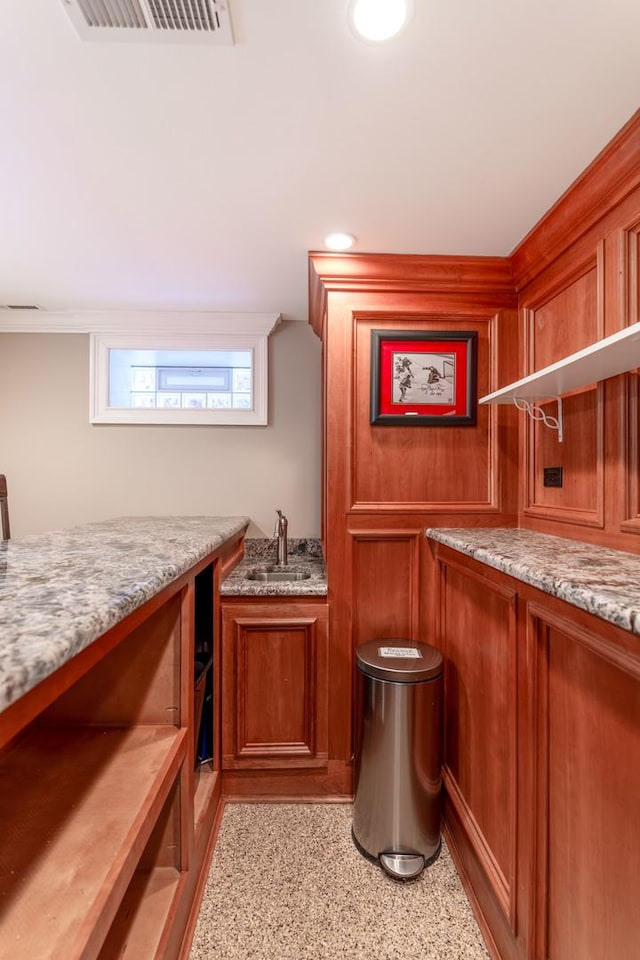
left=274, top=509, right=287, bottom=537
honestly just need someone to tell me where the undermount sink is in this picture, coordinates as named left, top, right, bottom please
left=245, top=565, right=312, bottom=582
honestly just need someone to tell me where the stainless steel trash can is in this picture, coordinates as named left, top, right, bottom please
left=352, top=639, right=443, bottom=880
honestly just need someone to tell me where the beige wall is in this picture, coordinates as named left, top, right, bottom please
left=0, top=322, right=321, bottom=539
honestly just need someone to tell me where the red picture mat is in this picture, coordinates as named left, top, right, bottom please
left=378, top=337, right=470, bottom=416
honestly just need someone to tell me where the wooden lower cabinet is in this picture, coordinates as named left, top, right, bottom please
left=0, top=538, right=244, bottom=960
left=434, top=544, right=640, bottom=960
left=527, top=604, right=640, bottom=960
left=221, top=598, right=330, bottom=797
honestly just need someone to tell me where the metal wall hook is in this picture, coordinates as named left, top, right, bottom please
left=513, top=397, right=563, bottom=442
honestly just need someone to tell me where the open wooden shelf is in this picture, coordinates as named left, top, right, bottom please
left=0, top=529, right=245, bottom=958
left=480, top=320, right=640, bottom=404
left=97, top=867, right=183, bottom=960
left=0, top=724, right=186, bottom=960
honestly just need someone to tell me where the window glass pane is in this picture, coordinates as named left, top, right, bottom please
left=207, top=394, right=232, bottom=409
left=156, top=393, right=181, bottom=408
left=107, top=348, right=253, bottom=411
left=233, top=368, right=252, bottom=392
left=131, top=368, right=156, bottom=391
left=181, top=393, right=207, bottom=409
left=131, top=393, right=155, bottom=407
left=158, top=367, right=231, bottom=392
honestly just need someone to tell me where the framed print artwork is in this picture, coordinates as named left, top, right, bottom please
left=370, top=329, right=477, bottom=426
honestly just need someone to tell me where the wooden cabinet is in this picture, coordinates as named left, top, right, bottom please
left=432, top=542, right=640, bottom=960
left=221, top=597, right=330, bottom=798
left=526, top=603, right=640, bottom=960
left=0, top=536, right=242, bottom=960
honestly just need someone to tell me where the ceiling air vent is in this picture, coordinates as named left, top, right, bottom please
left=60, top=0, right=234, bottom=45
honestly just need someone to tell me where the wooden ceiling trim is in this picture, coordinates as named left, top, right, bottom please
left=510, top=109, right=640, bottom=291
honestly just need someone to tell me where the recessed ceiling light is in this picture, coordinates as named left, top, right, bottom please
left=348, top=0, right=412, bottom=43
left=324, top=232, right=356, bottom=251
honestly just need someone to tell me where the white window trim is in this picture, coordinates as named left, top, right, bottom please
left=0, top=309, right=281, bottom=426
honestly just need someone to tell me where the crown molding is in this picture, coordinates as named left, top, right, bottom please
left=0, top=310, right=282, bottom=336
left=308, top=251, right=514, bottom=294
left=510, top=109, right=640, bottom=290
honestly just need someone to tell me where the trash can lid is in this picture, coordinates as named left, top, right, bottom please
left=356, top=639, right=443, bottom=682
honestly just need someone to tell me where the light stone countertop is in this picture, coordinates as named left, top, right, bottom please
left=426, top=527, right=640, bottom=637
left=221, top=538, right=327, bottom=598
left=0, top=515, right=249, bottom=714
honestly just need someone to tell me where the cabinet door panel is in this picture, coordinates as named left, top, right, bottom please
left=440, top=559, right=517, bottom=924
left=222, top=603, right=329, bottom=770
left=532, top=611, right=640, bottom=960
left=241, top=624, right=312, bottom=752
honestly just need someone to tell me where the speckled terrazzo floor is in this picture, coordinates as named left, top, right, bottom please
left=189, top=804, right=490, bottom=960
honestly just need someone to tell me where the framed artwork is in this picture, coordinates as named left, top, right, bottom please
left=370, top=329, right=477, bottom=426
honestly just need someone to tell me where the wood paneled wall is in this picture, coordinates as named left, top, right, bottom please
left=309, top=255, right=519, bottom=763
left=307, top=110, right=640, bottom=771
left=511, top=110, right=640, bottom=550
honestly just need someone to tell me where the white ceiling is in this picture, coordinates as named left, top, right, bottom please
left=1, top=0, right=639, bottom=323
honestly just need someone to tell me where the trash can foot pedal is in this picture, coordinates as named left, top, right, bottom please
left=379, top=852, right=425, bottom=880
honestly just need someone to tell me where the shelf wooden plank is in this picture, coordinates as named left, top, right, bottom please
left=480, top=321, right=640, bottom=404
left=97, top=867, right=183, bottom=960
left=0, top=725, right=186, bottom=960
left=194, top=762, right=219, bottom=832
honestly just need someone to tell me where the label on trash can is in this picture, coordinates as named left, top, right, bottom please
left=378, top=646, right=422, bottom=658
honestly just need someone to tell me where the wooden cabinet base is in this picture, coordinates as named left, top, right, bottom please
left=222, top=759, right=353, bottom=800
left=444, top=798, right=522, bottom=960
left=221, top=599, right=330, bottom=767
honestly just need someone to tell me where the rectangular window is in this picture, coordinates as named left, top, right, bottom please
left=90, top=319, right=278, bottom=425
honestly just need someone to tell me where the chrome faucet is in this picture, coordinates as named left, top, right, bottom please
left=275, top=509, right=288, bottom=567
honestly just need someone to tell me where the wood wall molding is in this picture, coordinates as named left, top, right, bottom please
left=350, top=311, right=505, bottom=513
left=618, top=216, right=640, bottom=535
left=443, top=806, right=521, bottom=960
left=522, top=383, right=605, bottom=529
left=510, top=109, right=640, bottom=290
left=443, top=769, right=513, bottom=925
left=350, top=529, right=422, bottom=647
left=437, top=555, right=518, bottom=932
left=522, top=241, right=605, bottom=372
left=526, top=600, right=640, bottom=681
left=621, top=372, right=640, bottom=535
left=618, top=214, right=640, bottom=329
left=348, top=500, right=504, bottom=514
left=521, top=243, right=605, bottom=529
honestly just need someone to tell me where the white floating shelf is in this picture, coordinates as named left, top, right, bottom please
left=480, top=321, right=640, bottom=405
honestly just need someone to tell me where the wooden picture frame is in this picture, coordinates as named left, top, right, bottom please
left=370, top=329, right=477, bottom=426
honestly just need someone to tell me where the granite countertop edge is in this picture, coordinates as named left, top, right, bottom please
left=426, top=527, right=640, bottom=637
left=0, top=515, right=250, bottom=714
